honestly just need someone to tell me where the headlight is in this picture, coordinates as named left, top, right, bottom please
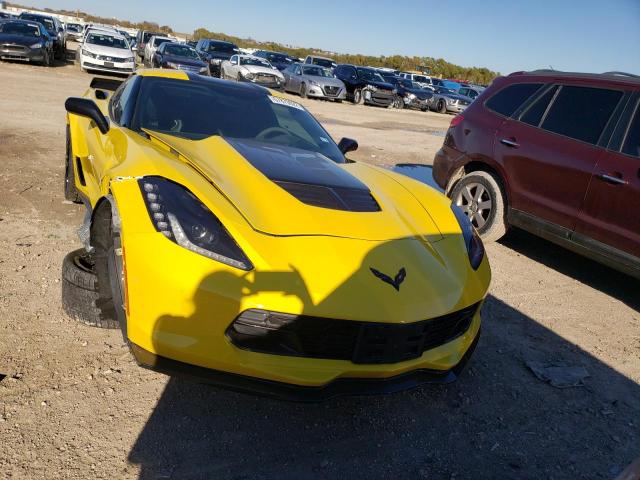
left=367, top=84, right=377, bottom=92
left=407, top=93, right=416, bottom=100
left=451, top=204, right=484, bottom=270
left=138, top=177, right=253, bottom=271
left=392, top=88, right=398, bottom=94
left=165, top=62, right=179, bottom=69
left=242, top=71, right=254, bottom=80
left=81, top=48, right=96, bottom=58
left=210, top=58, right=221, bottom=65
left=199, top=66, right=208, bottom=73
left=30, top=42, right=43, bottom=49
left=446, top=98, right=456, bottom=104
left=309, top=80, right=320, bottom=87
left=126, top=56, right=135, bottom=62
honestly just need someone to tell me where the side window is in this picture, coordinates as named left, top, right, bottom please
left=520, top=85, right=558, bottom=127
left=347, top=67, right=357, bottom=79
left=485, top=83, right=542, bottom=117
left=110, top=78, right=137, bottom=125
left=541, top=86, right=623, bottom=145
left=622, top=102, right=640, bottom=157
left=459, top=88, right=468, bottom=96
left=295, top=66, right=301, bottom=75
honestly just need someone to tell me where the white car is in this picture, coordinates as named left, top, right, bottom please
left=78, top=29, right=135, bottom=74
left=143, top=35, right=174, bottom=66
left=400, top=72, right=434, bottom=89
left=220, top=54, right=285, bottom=89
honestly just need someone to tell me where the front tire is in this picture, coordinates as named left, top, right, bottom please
left=300, top=83, right=307, bottom=98
left=437, top=99, right=447, bottom=114
left=450, top=170, right=508, bottom=242
left=352, top=89, right=363, bottom=105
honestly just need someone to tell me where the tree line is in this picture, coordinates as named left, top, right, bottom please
left=192, top=27, right=499, bottom=84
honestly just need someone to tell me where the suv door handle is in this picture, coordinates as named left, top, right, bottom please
left=597, top=173, right=628, bottom=185
left=500, top=138, right=520, bottom=148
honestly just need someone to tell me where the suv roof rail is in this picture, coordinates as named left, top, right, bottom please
left=602, top=71, right=640, bottom=78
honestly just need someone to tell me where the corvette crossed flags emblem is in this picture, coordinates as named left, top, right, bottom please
left=370, top=267, right=406, bottom=291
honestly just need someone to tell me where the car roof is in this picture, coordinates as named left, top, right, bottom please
left=20, top=12, right=55, bottom=19
left=509, top=70, right=640, bottom=87
left=308, top=55, right=334, bottom=60
left=1, top=19, right=43, bottom=28
left=207, top=39, right=235, bottom=45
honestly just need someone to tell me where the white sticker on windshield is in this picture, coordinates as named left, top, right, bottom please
left=268, top=95, right=305, bottom=111
left=319, top=137, right=329, bottom=143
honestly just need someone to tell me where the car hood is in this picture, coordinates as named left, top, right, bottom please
left=441, top=92, right=470, bottom=101
left=0, top=34, right=42, bottom=46
left=406, top=88, right=432, bottom=99
left=83, top=43, right=131, bottom=57
left=242, top=65, right=284, bottom=77
left=303, top=75, right=344, bottom=87
left=161, top=53, right=207, bottom=68
left=367, top=80, right=395, bottom=91
left=144, top=130, right=445, bottom=242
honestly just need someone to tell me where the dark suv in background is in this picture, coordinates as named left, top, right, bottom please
left=433, top=70, right=640, bottom=278
left=18, top=12, right=66, bottom=59
left=334, top=64, right=396, bottom=107
left=195, top=39, right=238, bottom=77
left=253, top=49, right=292, bottom=71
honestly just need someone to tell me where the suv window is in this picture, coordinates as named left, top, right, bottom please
left=541, top=86, right=622, bottom=145
left=622, top=102, right=640, bottom=157
left=485, top=83, right=542, bottom=117
left=520, top=85, right=558, bottom=126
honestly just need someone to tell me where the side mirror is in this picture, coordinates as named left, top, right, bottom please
left=65, top=97, right=109, bottom=134
left=338, top=137, right=358, bottom=155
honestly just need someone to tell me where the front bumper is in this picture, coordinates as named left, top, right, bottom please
left=405, top=96, right=430, bottom=110
left=307, top=84, right=346, bottom=100
left=364, top=89, right=394, bottom=107
left=0, top=44, right=44, bottom=62
left=81, top=57, right=135, bottom=74
left=446, top=102, right=469, bottom=113
left=130, top=329, right=480, bottom=401
left=240, top=75, right=284, bottom=90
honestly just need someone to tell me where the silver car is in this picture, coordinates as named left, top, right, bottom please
left=283, top=63, right=346, bottom=101
left=427, top=86, right=474, bottom=114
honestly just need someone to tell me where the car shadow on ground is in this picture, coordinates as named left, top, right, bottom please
left=127, top=292, right=639, bottom=479
left=499, top=229, right=640, bottom=312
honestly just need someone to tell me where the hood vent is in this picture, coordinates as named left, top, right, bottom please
left=275, top=181, right=381, bottom=212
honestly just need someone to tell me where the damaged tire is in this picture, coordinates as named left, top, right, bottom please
left=352, top=89, right=363, bottom=105
left=61, top=249, right=119, bottom=329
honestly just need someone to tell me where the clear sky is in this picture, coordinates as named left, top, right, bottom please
left=34, top=0, right=640, bottom=74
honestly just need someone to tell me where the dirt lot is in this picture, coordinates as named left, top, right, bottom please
left=0, top=59, right=639, bottom=480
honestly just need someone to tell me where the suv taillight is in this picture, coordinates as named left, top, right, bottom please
left=450, top=114, right=464, bottom=128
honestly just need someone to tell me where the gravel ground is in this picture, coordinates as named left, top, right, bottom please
left=0, top=58, right=638, bottom=480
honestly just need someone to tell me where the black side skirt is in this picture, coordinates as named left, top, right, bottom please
left=129, top=330, right=480, bottom=402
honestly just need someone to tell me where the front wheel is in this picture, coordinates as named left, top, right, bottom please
left=393, top=96, right=404, bottom=109
left=299, top=83, right=307, bottom=98
left=352, top=89, right=363, bottom=105
left=450, top=171, right=508, bottom=242
left=437, top=99, right=447, bottom=114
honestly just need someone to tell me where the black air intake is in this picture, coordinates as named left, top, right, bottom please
left=275, top=181, right=381, bottom=212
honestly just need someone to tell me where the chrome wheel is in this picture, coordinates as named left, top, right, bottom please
left=454, top=182, right=492, bottom=229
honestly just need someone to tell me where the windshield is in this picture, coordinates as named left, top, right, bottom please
left=87, top=33, right=129, bottom=49
left=264, top=52, right=289, bottom=63
left=301, top=66, right=333, bottom=77
left=134, top=77, right=345, bottom=163
left=142, top=32, right=158, bottom=43
left=311, top=58, right=334, bottom=68
left=399, top=79, right=415, bottom=88
left=67, top=24, right=82, bottom=32
left=208, top=42, right=236, bottom=53
left=357, top=68, right=385, bottom=83
left=153, top=37, right=171, bottom=47
left=21, top=15, right=54, bottom=31
left=164, top=44, right=199, bottom=58
left=0, top=22, right=40, bottom=37
left=413, top=75, right=429, bottom=83
left=240, top=57, right=271, bottom=67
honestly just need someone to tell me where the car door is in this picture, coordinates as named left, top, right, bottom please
left=226, top=55, right=239, bottom=78
left=493, top=82, right=624, bottom=230
left=290, top=65, right=302, bottom=91
left=573, top=93, right=640, bottom=258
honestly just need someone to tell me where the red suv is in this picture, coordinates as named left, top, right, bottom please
left=433, top=70, right=640, bottom=279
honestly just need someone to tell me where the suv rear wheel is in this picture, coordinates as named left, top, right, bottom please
left=450, top=170, right=508, bottom=242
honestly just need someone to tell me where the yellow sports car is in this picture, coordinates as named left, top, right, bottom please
left=62, top=69, right=490, bottom=400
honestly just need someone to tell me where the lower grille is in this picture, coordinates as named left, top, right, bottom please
left=323, top=85, right=340, bottom=96
left=227, top=303, right=480, bottom=364
left=1, top=44, right=27, bottom=53
left=255, top=74, right=278, bottom=84
left=275, top=181, right=380, bottom=212
left=83, top=61, right=133, bottom=72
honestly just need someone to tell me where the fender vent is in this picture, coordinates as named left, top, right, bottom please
left=275, top=181, right=381, bottom=212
